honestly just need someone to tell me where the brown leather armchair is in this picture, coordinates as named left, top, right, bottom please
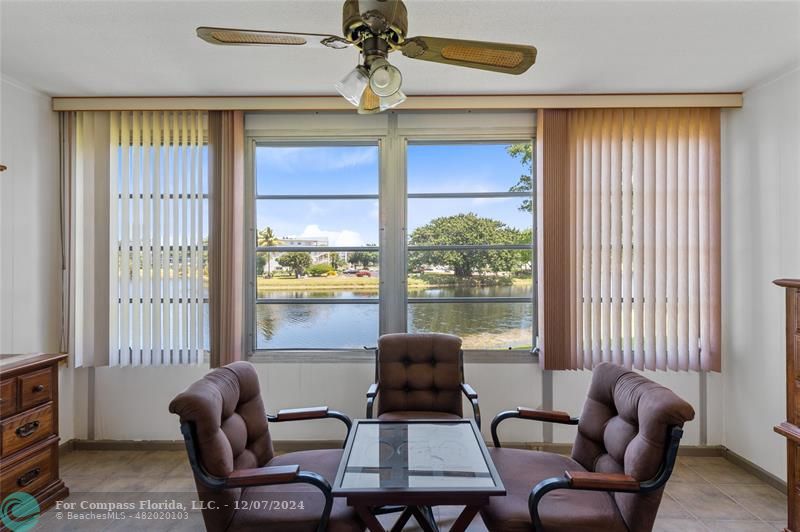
left=169, top=361, right=363, bottom=532
left=484, top=362, right=695, bottom=532
left=365, top=333, right=481, bottom=427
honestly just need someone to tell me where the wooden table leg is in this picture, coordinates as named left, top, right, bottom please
left=354, top=505, right=387, bottom=532
left=409, top=506, right=439, bottom=532
left=448, top=505, right=481, bottom=532
left=389, top=507, right=414, bottom=532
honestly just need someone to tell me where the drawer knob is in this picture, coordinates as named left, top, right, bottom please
left=17, top=467, right=41, bottom=487
left=33, top=384, right=45, bottom=393
left=15, top=420, right=40, bottom=438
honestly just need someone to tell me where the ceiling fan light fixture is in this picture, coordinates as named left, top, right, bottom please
left=358, top=85, right=382, bottom=115
left=335, top=66, right=369, bottom=106
left=368, top=58, right=403, bottom=97
left=379, top=89, right=406, bottom=111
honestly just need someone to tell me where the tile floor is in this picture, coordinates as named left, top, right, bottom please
left=32, top=450, right=786, bottom=531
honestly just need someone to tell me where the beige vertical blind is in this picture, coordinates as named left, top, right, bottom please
left=110, top=111, right=207, bottom=366
left=207, top=111, right=245, bottom=368
left=65, top=112, right=111, bottom=367
left=541, top=108, right=721, bottom=371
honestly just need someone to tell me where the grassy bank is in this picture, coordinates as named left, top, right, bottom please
left=256, top=273, right=532, bottom=291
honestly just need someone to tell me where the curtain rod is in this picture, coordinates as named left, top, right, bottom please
left=52, top=93, right=743, bottom=112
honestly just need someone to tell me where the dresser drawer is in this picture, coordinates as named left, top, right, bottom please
left=0, top=379, right=16, bottom=418
left=19, top=367, right=52, bottom=410
left=0, top=441, right=56, bottom=498
left=1, top=403, right=54, bottom=458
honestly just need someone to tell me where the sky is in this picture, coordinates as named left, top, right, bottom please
left=255, top=143, right=533, bottom=247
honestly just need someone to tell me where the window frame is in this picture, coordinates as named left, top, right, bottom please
left=245, top=135, right=385, bottom=359
left=244, top=111, right=537, bottom=363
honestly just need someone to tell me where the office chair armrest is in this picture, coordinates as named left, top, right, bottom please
left=366, top=383, right=379, bottom=418
left=273, top=406, right=329, bottom=421
left=460, top=383, right=478, bottom=399
left=227, top=467, right=334, bottom=532
left=460, top=383, right=482, bottom=429
left=564, top=471, right=640, bottom=491
left=491, top=407, right=579, bottom=447
left=527, top=426, right=686, bottom=531
left=225, top=465, right=300, bottom=488
left=268, top=407, right=352, bottom=444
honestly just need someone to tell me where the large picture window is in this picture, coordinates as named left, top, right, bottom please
left=406, top=142, right=535, bottom=350
left=253, top=144, right=380, bottom=350
left=246, top=111, right=536, bottom=359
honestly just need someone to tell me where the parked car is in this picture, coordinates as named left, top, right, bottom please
left=356, top=270, right=371, bottom=277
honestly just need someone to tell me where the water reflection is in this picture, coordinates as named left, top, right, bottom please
left=255, top=284, right=533, bottom=350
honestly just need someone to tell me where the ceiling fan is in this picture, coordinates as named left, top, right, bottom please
left=197, top=0, right=538, bottom=114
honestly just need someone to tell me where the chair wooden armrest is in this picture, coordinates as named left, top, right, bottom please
left=459, top=383, right=481, bottom=429
left=565, top=471, right=640, bottom=492
left=366, top=383, right=379, bottom=419
left=267, top=407, right=352, bottom=445
left=366, top=383, right=379, bottom=398
left=225, top=465, right=300, bottom=488
left=274, top=406, right=329, bottom=421
left=491, top=407, right=579, bottom=448
left=460, top=383, right=478, bottom=399
left=517, top=407, right=579, bottom=425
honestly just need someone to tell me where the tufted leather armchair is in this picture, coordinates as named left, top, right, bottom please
left=365, top=333, right=481, bottom=427
left=169, top=361, right=363, bottom=532
left=484, top=362, right=695, bottom=532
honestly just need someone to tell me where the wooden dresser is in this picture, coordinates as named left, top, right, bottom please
left=0, top=353, right=68, bottom=514
left=775, top=279, right=800, bottom=532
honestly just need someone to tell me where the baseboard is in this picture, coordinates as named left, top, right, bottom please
left=62, top=438, right=726, bottom=457
left=722, top=447, right=787, bottom=493
left=70, top=439, right=185, bottom=451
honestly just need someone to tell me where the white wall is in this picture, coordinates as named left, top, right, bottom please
left=91, top=361, right=717, bottom=449
left=0, top=76, right=60, bottom=354
left=722, top=66, right=800, bottom=481
left=0, top=76, right=82, bottom=440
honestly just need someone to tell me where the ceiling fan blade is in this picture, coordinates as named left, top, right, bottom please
left=196, top=27, right=351, bottom=49
left=400, top=36, right=537, bottom=75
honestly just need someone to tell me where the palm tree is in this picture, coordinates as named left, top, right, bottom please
left=257, top=227, right=281, bottom=278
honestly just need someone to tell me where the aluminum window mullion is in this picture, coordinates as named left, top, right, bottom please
left=408, top=191, right=530, bottom=199
left=256, top=246, right=380, bottom=253
left=408, top=244, right=533, bottom=252
left=257, top=298, right=378, bottom=305
left=408, top=297, right=532, bottom=304
left=256, top=194, right=379, bottom=200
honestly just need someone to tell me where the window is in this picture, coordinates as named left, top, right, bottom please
left=252, top=144, right=380, bottom=350
left=245, top=111, right=536, bottom=359
left=110, top=111, right=209, bottom=366
left=406, top=142, right=535, bottom=350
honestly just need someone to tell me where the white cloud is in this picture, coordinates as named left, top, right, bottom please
left=298, top=225, right=366, bottom=247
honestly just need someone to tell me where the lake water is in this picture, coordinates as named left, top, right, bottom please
left=256, top=284, right=533, bottom=350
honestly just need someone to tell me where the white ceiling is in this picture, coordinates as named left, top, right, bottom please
left=1, top=0, right=799, bottom=97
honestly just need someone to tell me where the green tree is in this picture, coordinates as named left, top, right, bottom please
left=508, top=143, right=533, bottom=213
left=349, top=248, right=378, bottom=269
left=329, top=252, right=343, bottom=270
left=409, top=213, right=524, bottom=277
left=256, top=227, right=282, bottom=278
left=277, top=252, right=312, bottom=278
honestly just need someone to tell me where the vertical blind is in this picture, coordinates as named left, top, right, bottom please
left=109, top=111, right=208, bottom=366
left=540, top=108, right=721, bottom=371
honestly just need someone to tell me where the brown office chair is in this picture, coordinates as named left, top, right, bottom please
left=484, top=362, right=695, bottom=532
left=365, top=332, right=481, bottom=427
left=169, top=361, right=363, bottom=532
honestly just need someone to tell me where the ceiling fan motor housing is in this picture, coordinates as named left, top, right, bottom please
left=343, top=0, right=408, bottom=46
